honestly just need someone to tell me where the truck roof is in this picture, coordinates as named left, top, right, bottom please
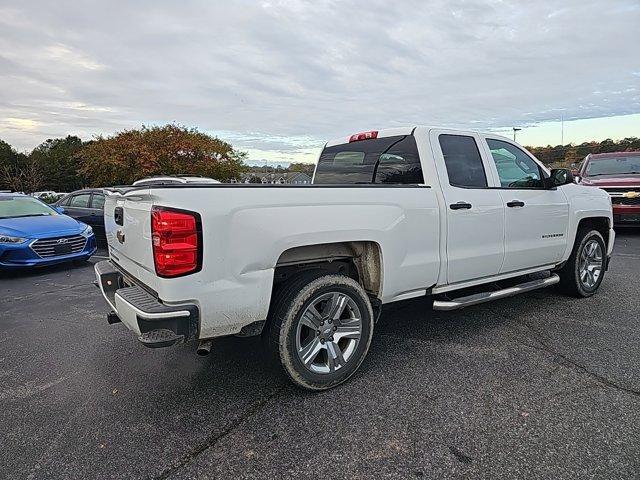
left=324, top=126, right=504, bottom=148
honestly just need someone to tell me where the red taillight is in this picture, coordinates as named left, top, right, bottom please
left=349, top=131, right=378, bottom=142
left=151, top=207, right=201, bottom=277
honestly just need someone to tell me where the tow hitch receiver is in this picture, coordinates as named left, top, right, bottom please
left=107, top=311, right=122, bottom=325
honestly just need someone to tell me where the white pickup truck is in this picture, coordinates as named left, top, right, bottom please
left=95, top=126, right=614, bottom=390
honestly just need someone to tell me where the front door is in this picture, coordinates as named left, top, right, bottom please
left=482, top=137, right=569, bottom=273
left=430, top=131, right=505, bottom=284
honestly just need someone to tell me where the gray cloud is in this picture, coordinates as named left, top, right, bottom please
left=0, top=0, right=638, bottom=157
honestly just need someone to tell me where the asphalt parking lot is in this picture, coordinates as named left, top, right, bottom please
left=1, top=231, right=639, bottom=480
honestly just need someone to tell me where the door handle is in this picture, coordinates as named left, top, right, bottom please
left=507, top=200, right=525, bottom=208
left=114, top=207, right=123, bottom=226
left=450, top=202, right=472, bottom=210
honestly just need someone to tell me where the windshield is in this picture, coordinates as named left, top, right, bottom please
left=586, top=155, right=640, bottom=176
left=0, top=196, right=57, bottom=219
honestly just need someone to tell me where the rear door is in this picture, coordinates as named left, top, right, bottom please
left=481, top=136, right=569, bottom=272
left=89, top=192, right=106, bottom=236
left=430, top=130, right=505, bottom=284
left=65, top=192, right=93, bottom=224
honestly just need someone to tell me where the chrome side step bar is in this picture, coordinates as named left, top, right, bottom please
left=432, top=274, right=560, bottom=311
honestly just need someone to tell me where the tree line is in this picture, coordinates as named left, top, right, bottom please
left=0, top=124, right=248, bottom=193
left=1, top=126, right=638, bottom=193
left=526, top=137, right=640, bottom=167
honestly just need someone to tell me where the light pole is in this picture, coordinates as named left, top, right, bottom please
left=512, top=127, right=522, bottom=142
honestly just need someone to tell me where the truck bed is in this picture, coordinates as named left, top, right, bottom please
left=104, top=183, right=441, bottom=338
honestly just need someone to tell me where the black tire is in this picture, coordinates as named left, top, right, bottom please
left=265, top=270, right=374, bottom=391
left=557, top=228, right=606, bottom=297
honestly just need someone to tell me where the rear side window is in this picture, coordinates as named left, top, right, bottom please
left=314, top=135, right=424, bottom=185
left=439, top=134, right=487, bottom=188
left=69, top=193, right=91, bottom=207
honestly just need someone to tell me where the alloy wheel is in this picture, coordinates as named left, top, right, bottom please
left=295, top=292, right=362, bottom=374
left=578, top=239, right=603, bottom=289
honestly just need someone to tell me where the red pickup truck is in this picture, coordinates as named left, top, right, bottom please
left=577, top=152, right=640, bottom=225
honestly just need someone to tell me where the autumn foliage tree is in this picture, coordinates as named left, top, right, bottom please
left=527, top=137, right=640, bottom=167
left=30, top=135, right=85, bottom=191
left=77, top=124, right=247, bottom=186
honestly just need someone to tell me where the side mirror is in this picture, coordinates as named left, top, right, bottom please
left=548, top=168, right=574, bottom=187
left=55, top=206, right=66, bottom=214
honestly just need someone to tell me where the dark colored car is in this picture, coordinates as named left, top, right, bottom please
left=0, top=193, right=96, bottom=269
left=577, top=152, right=640, bottom=225
left=55, top=189, right=106, bottom=239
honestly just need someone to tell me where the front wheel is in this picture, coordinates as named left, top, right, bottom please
left=266, top=270, right=374, bottom=391
left=557, top=228, right=606, bottom=297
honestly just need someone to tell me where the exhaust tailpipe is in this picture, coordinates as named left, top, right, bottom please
left=196, top=340, right=213, bottom=356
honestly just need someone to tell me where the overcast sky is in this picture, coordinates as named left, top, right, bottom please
left=0, top=0, right=638, bottom=163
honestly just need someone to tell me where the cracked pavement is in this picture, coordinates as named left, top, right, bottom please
left=1, top=230, right=639, bottom=479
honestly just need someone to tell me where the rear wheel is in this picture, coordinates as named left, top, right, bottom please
left=557, top=229, right=606, bottom=297
left=266, top=270, right=374, bottom=390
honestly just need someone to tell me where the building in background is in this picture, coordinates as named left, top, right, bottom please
left=236, top=172, right=312, bottom=184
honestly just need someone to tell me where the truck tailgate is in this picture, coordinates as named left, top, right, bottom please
left=104, top=190, right=158, bottom=289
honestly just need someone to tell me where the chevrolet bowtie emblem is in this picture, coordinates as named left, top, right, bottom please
left=623, top=191, right=640, bottom=199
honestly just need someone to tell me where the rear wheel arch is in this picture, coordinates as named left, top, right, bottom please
left=272, top=241, right=383, bottom=299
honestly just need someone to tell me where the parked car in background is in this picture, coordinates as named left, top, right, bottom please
left=31, top=191, right=57, bottom=199
left=55, top=189, right=106, bottom=240
left=0, top=193, right=96, bottom=269
left=132, top=176, right=220, bottom=186
left=576, top=152, right=640, bottom=225
left=38, top=192, right=67, bottom=204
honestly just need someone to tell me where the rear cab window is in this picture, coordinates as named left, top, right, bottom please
left=314, top=135, right=424, bottom=185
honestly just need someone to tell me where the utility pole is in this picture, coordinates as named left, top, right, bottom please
left=512, top=127, right=522, bottom=142
left=561, top=114, right=564, bottom=145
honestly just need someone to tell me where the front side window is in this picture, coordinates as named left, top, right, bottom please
left=314, top=135, right=423, bottom=185
left=439, top=134, right=488, bottom=188
left=486, top=139, right=544, bottom=188
left=69, top=193, right=91, bottom=208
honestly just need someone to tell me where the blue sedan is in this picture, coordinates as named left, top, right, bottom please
left=0, top=193, right=97, bottom=269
